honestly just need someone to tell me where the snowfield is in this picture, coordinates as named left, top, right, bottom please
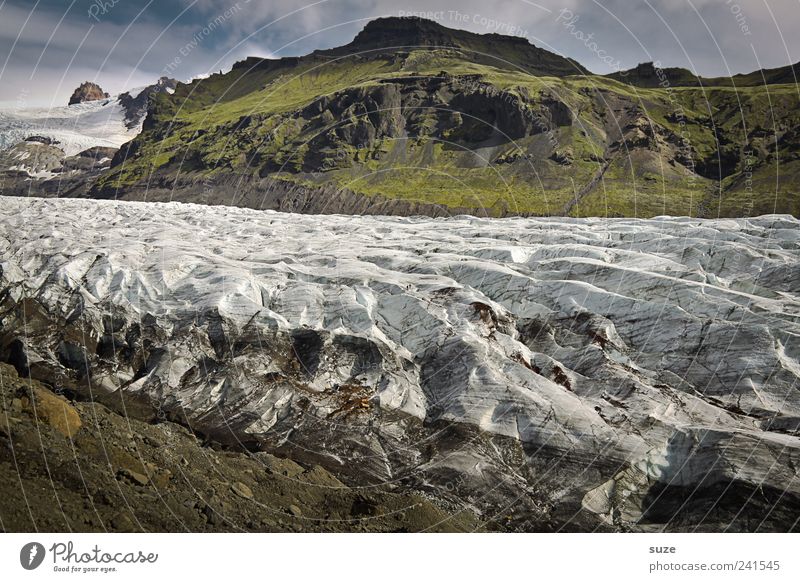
left=1, top=196, right=799, bottom=529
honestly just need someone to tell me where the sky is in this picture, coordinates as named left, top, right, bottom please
left=1, top=0, right=798, bottom=106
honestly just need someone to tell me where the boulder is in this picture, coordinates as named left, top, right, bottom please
left=20, top=385, right=82, bottom=439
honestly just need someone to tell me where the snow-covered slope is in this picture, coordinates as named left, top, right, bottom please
left=0, top=98, right=137, bottom=157
left=1, top=196, right=799, bottom=530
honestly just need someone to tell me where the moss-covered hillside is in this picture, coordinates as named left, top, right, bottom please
left=94, top=17, right=800, bottom=218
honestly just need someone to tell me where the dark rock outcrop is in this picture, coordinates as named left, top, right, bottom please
left=68, top=82, right=109, bottom=105
left=23, top=135, right=59, bottom=146
left=0, top=144, right=118, bottom=197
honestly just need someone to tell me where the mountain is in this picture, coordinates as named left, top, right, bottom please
left=2, top=195, right=799, bottom=531
left=87, top=17, right=799, bottom=218
left=3, top=17, right=800, bottom=217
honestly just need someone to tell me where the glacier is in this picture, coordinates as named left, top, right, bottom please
left=1, top=195, right=798, bottom=530
left=0, top=98, right=137, bottom=158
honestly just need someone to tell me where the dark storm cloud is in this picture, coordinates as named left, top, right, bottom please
left=1, top=0, right=797, bottom=105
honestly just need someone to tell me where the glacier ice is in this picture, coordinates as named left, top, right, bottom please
left=1, top=196, right=798, bottom=529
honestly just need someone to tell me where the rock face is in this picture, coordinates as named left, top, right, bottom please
left=1, top=196, right=799, bottom=531
left=0, top=144, right=117, bottom=199
left=68, top=82, right=110, bottom=105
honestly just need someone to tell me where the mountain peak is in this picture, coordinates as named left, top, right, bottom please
left=350, top=16, right=465, bottom=48
left=316, top=16, right=587, bottom=76
left=341, top=16, right=538, bottom=52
